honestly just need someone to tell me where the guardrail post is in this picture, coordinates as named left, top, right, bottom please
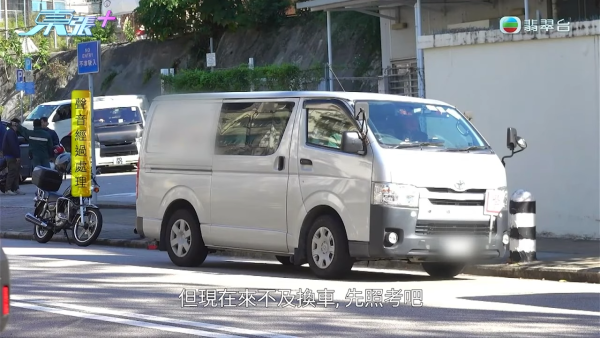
left=509, top=189, right=536, bottom=263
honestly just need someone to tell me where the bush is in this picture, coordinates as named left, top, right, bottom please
left=162, top=64, right=322, bottom=93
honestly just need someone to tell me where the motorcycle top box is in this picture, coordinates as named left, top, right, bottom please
left=31, top=166, right=62, bottom=192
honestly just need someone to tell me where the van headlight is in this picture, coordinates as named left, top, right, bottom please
left=372, top=183, right=419, bottom=208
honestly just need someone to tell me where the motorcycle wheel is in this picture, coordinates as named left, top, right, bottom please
left=33, top=225, right=54, bottom=243
left=71, top=208, right=103, bottom=247
left=33, top=209, right=54, bottom=243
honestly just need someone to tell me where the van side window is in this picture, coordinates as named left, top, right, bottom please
left=216, top=101, right=294, bottom=156
left=307, top=107, right=358, bottom=150
left=53, top=105, right=71, bottom=122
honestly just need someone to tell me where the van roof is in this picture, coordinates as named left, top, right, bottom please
left=153, top=91, right=454, bottom=107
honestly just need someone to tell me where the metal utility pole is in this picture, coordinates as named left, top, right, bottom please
left=414, top=0, right=425, bottom=98
left=209, top=37, right=214, bottom=72
left=326, top=11, right=333, bottom=91
left=4, top=0, right=8, bottom=39
left=51, top=0, right=57, bottom=48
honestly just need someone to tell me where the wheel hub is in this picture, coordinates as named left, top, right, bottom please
left=321, top=242, right=328, bottom=254
left=311, top=226, right=335, bottom=269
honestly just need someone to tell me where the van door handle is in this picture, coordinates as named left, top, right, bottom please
left=276, top=156, right=285, bottom=171
left=300, top=158, right=312, bottom=165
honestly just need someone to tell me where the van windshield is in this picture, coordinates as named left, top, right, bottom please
left=364, top=101, right=488, bottom=150
left=93, top=106, right=142, bottom=126
left=26, top=104, right=59, bottom=121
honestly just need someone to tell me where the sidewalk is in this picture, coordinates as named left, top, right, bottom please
left=0, top=201, right=597, bottom=283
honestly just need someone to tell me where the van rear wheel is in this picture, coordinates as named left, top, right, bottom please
left=166, top=209, right=208, bottom=267
left=421, top=262, right=466, bottom=279
left=306, top=215, right=354, bottom=279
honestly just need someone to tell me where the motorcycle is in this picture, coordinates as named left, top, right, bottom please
left=24, top=152, right=103, bottom=247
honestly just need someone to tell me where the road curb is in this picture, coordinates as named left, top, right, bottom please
left=0, top=231, right=149, bottom=249
left=2, top=232, right=597, bottom=283
left=96, top=203, right=136, bottom=210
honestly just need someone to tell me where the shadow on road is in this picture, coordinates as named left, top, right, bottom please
left=461, top=293, right=600, bottom=312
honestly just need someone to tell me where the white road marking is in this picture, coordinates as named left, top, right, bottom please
left=100, top=192, right=136, bottom=197
left=12, top=301, right=245, bottom=338
left=15, top=298, right=298, bottom=338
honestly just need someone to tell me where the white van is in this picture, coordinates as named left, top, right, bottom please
left=23, top=95, right=147, bottom=171
left=23, top=95, right=149, bottom=146
left=135, top=91, right=527, bottom=279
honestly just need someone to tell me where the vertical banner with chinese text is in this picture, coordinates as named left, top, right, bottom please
left=71, top=90, right=92, bottom=197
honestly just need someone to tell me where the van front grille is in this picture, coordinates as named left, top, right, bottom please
left=426, top=187, right=487, bottom=194
left=428, top=199, right=485, bottom=206
left=415, top=221, right=490, bottom=236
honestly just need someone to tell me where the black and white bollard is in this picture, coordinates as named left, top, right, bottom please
left=509, top=190, right=536, bottom=262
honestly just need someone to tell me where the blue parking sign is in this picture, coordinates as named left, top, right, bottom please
left=24, top=57, right=32, bottom=71
left=16, top=69, right=24, bottom=91
left=25, top=82, right=34, bottom=95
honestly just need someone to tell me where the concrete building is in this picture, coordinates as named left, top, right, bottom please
left=297, top=0, right=600, bottom=238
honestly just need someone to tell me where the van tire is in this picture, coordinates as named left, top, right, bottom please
left=275, top=255, right=293, bottom=266
left=421, top=262, right=465, bottom=279
left=166, top=209, right=208, bottom=267
left=306, top=215, right=354, bottom=279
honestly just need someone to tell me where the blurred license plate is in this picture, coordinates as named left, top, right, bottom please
left=484, top=190, right=504, bottom=215
left=114, top=157, right=123, bottom=165
left=441, top=237, right=475, bottom=257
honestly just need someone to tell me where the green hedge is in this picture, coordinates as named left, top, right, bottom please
left=162, top=64, right=323, bottom=93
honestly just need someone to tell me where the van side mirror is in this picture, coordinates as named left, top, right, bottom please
left=506, top=127, right=517, bottom=150
left=501, top=127, right=527, bottom=167
left=341, top=131, right=365, bottom=155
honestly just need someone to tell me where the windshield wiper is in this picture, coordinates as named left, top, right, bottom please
left=446, top=145, right=490, bottom=152
left=392, top=142, right=444, bottom=149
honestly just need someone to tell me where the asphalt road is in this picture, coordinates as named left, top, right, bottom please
left=1, top=239, right=598, bottom=338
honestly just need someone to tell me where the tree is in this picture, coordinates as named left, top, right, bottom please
left=134, top=0, right=192, bottom=41
left=133, top=0, right=293, bottom=40
left=72, top=21, right=117, bottom=44
left=239, top=0, right=292, bottom=30
left=0, top=30, right=51, bottom=80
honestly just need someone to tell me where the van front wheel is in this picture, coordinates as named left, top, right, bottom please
left=306, top=215, right=354, bottom=279
left=421, top=262, right=465, bottom=279
left=166, top=209, right=208, bottom=267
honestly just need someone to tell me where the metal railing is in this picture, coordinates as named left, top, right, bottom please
left=385, top=60, right=421, bottom=97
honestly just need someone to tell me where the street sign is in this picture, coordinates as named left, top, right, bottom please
left=206, top=53, right=216, bottom=68
left=77, top=40, right=100, bottom=75
left=24, top=70, right=34, bottom=83
left=24, top=82, right=35, bottom=95
left=24, top=68, right=35, bottom=95
left=24, top=57, right=32, bottom=71
left=71, top=90, right=92, bottom=198
left=16, top=69, right=24, bottom=91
